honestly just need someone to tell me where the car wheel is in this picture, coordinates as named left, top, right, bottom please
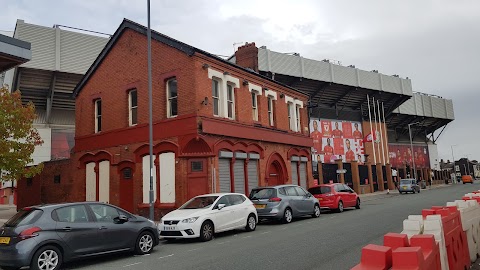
left=337, top=201, right=344, bottom=213
left=135, top=231, right=154, bottom=255
left=245, top=214, right=257, bottom=232
left=355, top=198, right=361, bottom=209
left=282, top=208, right=293, bottom=223
left=30, top=245, right=62, bottom=270
left=463, top=182, right=466, bottom=185
left=418, top=189, right=421, bottom=193
left=412, top=189, right=416, bottom=194
left=312, top=204, right=321, bottom=218
left=199, top=221, right=214, bottom=241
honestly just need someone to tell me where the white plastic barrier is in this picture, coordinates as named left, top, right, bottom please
left=401, top=215, right=424, bottom=237
left=446, top=199, right=480, bottom=262
left=424, top=215, right=449, bottom=270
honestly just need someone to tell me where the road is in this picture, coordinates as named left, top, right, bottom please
left=57, top=183, right=478, bottom=270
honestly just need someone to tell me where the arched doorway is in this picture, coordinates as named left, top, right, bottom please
left=266, top=153, right=287, bottom=186
left=268, top=161, right=284, bottom=186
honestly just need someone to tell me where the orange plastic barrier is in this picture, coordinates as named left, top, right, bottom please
left=422, top=206, right=470, bottom=270
left=409, top=235, right=441, bottom=270
left=351, top=244, right=392, bottom=270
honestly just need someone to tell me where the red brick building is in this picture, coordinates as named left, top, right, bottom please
left=19, top=19, right=312, bottom=218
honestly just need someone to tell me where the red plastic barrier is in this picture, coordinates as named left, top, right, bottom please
left=409, top=235, right=441, bottom=270
left=351, top=244, right=392, bottom=270
left=421, top=206, right=469, bottom=270
left=391, top=246, right=425, bottom=270
left=384, top=233, right=409, bottom=250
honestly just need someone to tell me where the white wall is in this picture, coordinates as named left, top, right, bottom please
left=159, top=152, right=175, bottom=203
left=30, top=126, right=51, bottom=165
left=85, top=162, right=96, bottom=201
left=98, top=160, right=110, bottom=203
left=142, top=155, right=157, bottom=204
left=427, top=143, right=440, bottom=170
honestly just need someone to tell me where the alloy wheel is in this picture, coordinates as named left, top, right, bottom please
left=248, top=216, right=256, bottom=230
left=37, top=249, right=59, bottom=270
left=139, top=234, right=153, bottom=253
left=202, top=223, right=213, bottom=240
left=285, top=209, right=293, bottom=223
left=314, top=205, right=320, bottom=217
left=338, top=201, right=344, bottom=212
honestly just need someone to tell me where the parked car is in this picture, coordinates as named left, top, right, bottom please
left=462, top=175, right=474, bottom=184
left=0, top=202, right=159, bottom=270
left=399, top=179, right=421, bottom=194
left=308, top=183, right=360, bottom=213
left=249, top=185, right=320, bottom=223
left=159, top=193, right=258, bottom=242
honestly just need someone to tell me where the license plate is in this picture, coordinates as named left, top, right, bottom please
left=403, top=187, right=407, bottom=190
left=254, top=204, right=265, bottom=209
left=0, top=237, right=10, bottom=245
left=319, top=198, right=323, bottom=201
left=163, top=226, right=177, bottom=231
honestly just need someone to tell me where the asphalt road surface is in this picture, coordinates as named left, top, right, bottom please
left=55, top=183, right=478, bottom=270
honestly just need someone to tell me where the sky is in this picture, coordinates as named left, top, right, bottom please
left=1, top=0, right=479, bottom=162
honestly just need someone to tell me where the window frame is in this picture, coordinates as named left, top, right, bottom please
left=166, top=78, right=178, bottom=118
left=212, top=79, right=220, bottom=117
left=226, top=83, right=235, bottom=120
left=128, top=89, right=138, bottom=126
left=94, top=99, right=102, bottom=133
left=251, top=92, right=258, bottom=121
left=287, top=103, right=293, bottom=131
left=53, top=205, right=91, bottom=223
left=295, top=105, right=301, bottom=132
left=267, top=96, right=275, bottom=126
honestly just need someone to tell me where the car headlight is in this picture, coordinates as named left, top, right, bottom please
left=182, top=217, right=199, bottom=223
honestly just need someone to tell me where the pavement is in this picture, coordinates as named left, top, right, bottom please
left=60, top=182, right=477, bottom=270
left=0, top=204, right=16, bottom=224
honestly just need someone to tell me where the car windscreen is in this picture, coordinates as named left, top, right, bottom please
left=179, top=196, right=219, bottom=209
left=400, top=180, right=412, bottom=185
left=308, top=186, right=331, bottom=195
left=4, top=209, right=43, bottom=227
left=249, top=188, right=277, bottom=200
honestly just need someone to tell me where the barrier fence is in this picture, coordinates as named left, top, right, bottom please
left=352, top=189, right=480, bottom=270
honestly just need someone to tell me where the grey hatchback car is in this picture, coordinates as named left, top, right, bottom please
left=249, top=185, right=320, bottom=223
left=399, top=179, right=421, bottom=194
left=0, top=202, right=159, bottom=270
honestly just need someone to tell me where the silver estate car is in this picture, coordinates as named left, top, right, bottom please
left=399, top=179, right=421, bottom=194
left=249, top=185, right=320, bottom=223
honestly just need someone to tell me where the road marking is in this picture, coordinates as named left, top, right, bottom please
left=241, top=235, right=252, bottom=239
left=260, top=231, right=271, bottom=235
left=123, top=262, right=142, bottom=268
left=134, top=253, right=151, bottom=257
left=217, top=240, right=231, bottom=245
left=187, top=248, right=201, bottom=252
left=158, top=254, right=174, bottom=259
left=329, top=216, right=336, bottom=219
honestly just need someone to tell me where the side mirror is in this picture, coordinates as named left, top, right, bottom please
left=114, top=215, right=129, bottom=224
left=306, top=193, right=312, bottom=198
left=217, top=204, right=226, bottom=210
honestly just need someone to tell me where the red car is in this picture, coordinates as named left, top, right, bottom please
left=308, top=183, right=360, bottom=213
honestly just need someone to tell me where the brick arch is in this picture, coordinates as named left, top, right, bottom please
left=134, top=141, right=179, bottom=162
left=78, top=150, right=113, bottom=168
left=182, top=137, right=212, bottom=155
left=287, top=147, right=311, bottom=161
left=117, top=160, right=136, bottom=174
left=265, top=152, right=288, bottom=185
left=214, top=139, right=235, bottom=152
left=246, top=143, right=264, bottom=158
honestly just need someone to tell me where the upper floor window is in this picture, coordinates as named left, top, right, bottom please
left=95, top=99, right=102, bottom=133
left=227, top=84, right=235, bottom=119
left=267, top=96, right=274, bottom=126
left=252, top=92, right=258, bottom=121
left=287, top=103, right=292, bottom=130
left=167, top=78, right=178, bottom=118
left=296, top=105, right=301, bottom=132
left=128, top=89, right=137, bottom=126
left=212, top=80, right=220, bottom=116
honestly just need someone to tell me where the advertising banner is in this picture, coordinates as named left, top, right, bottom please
left=310, top=119, right=365, bottom=164
left=388, top=144, right=430, bottom=169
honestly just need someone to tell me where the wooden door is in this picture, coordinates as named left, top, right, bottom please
left=119, top=168, right=134, bottom=213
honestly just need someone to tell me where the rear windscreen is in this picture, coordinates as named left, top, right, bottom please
left=400, top=180, right=412, bottom=185
left=249, top=188, right=277, bottom=200
left=4, top=209, right=43, bottom=227
left=308, top=186, right=331, bottom=195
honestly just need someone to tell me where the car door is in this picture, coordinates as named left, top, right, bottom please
left=228, top=195, right=249, bottom=228
left=344, top=185, right=356, bottom=207
left=88, top=204, right=137, bottom=251
left=293, top=187, right=312, bottom=214
left=54, top=204, right=101, bottom=256
left=335, top=184, right=348, bottom=206
left=210, top=195, right=235, bottom=232
left=284, top=186, right=301, bottom=216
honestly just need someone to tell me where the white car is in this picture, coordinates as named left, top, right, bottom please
left=159, top=193, right=258, bottom=241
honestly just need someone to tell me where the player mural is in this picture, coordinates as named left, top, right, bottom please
left=310, top=119, right=365, bottom=164
left=388, top=144, right=430, bottom=169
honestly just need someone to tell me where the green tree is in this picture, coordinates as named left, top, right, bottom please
left=0, top=85, right=43, bottom=182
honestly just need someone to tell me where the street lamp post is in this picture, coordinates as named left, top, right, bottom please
left=408, top=122, right=419, bottom=180
left=147, top=0, right=154, bottom=221
left=451, top=145, right=457, bottom=184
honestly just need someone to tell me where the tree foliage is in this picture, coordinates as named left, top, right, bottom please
left=0, top=85, right=43, bottom=181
